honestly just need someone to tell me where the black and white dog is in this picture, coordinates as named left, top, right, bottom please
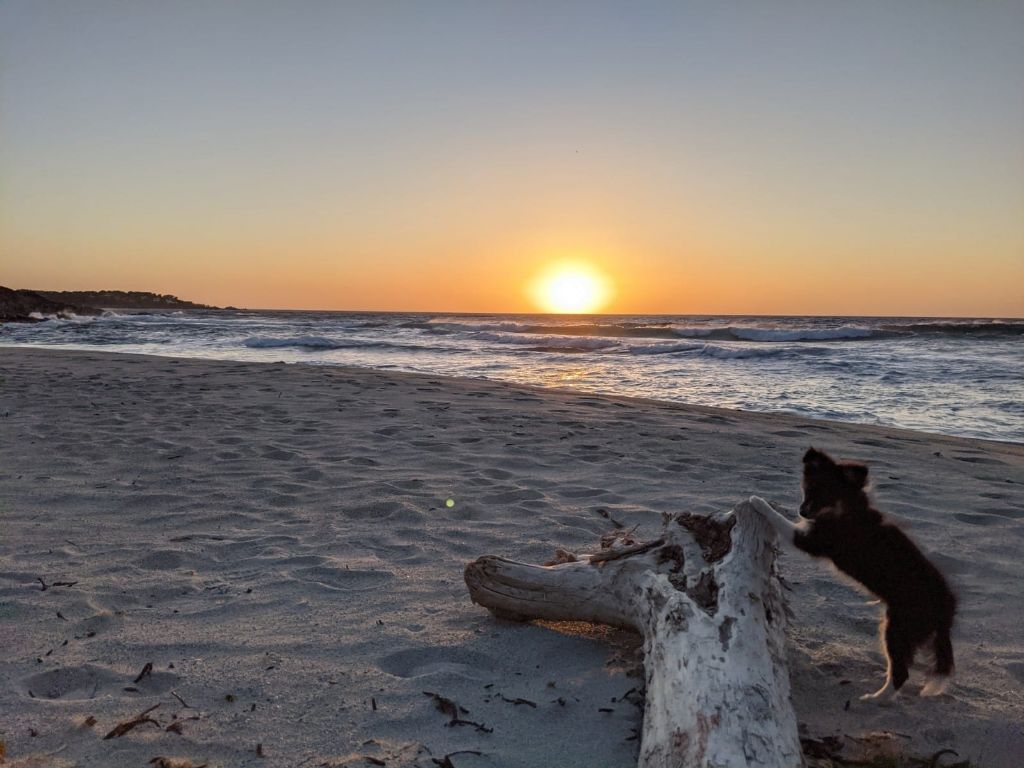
left=750, top=447, right=956, bottom=699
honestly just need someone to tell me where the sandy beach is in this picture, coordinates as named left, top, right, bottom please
left=1, top=347, right=1022, bottom=768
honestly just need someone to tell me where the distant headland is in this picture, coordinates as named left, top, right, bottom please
left=0, top=286, right=222, bottom=322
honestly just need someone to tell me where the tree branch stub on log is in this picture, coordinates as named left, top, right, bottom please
left=464, top=500, right=802, bottom=768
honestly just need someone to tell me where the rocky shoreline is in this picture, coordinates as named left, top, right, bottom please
left=0, top=286, right=101, bottom=323
left=0, top=287, right=219, bottom=322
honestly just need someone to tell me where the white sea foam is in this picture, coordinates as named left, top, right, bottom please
left=626, top=341, right=706, bottom=355
left=626, top=341, right=804, bottom=358
left=26, top=311, right=96, bottom=322
left=669, top=325, right=876, bottom=342
left=730, top=326, right=875, bottom=342
left=696, top=344, right=792, bottom=359
left=3, top=309, right=1020, bottom=441
left=473, top=332, right=620, bottom=350
left=243, top=335, right=370, bottom=350
left=667, top=327, right=714, bottom=338
left=426, top=318, right=535, bottom=333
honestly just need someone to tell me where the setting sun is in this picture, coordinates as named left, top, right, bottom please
left=530, top=262, right=614, bottom=314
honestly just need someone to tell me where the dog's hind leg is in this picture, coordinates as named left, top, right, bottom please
left=921, top=627, right=954, bottom=697
left=887, top=623, right=913, bottom=692
left=861, top=647, right=896, bottom=701
left=862, top=617, right=912, bottom=702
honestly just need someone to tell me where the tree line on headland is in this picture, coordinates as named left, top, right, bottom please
left=0, top=286, right=221, bottom=322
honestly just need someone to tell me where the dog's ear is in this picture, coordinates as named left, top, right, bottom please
left=803, top=447, right=834, bottom=472
left=841, top=462, right=868, bottom=488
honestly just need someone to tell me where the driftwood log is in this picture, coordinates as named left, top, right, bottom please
left=464, top=499, right=802, bottom=768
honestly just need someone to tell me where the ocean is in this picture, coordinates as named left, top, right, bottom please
left=3, top=310, right=1021, bottom=443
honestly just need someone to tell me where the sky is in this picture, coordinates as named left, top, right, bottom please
left=2, top=1, right=1022, bottom=316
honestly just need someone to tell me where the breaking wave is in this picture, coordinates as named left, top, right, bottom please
left=408, top=317, right=1024, bottom=343
left=880, top=321, right=1024, bottom=337
left=625, top=341, right=814, bottom=359
left=4, top=308, right=1020, bottom=441
left=472, top=331, right=620, bottom=351
left=242, top=335, right=385, bottom=350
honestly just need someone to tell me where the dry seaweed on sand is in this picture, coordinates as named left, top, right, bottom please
left=432, top=751, right=483, bottom=768
left=802, top=737, right=978, bottom=768
left=422, top=691, right=464, bottom=722
left=103, top=703, right=161, bottom=739
left=149, top=759, right=208, bottom=768
left=422, top=691, right=492, bottom=733
left=821, top=758, right=977, bottom=768
left=36, top=577, right=78, bottom=591
left=133, top=662, right=154, bottom=683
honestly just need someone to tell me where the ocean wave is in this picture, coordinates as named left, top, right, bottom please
left=24, top=311, right=101, bottom=323
left=476, top=332, right=813, bottom=359
left=665, top=324, right=890, bottom=342
left=242, top=335, right=381, bottom=350
left=626, top=341, right=706, bottom=355
left=420, top=319, right=686, bottom=339
left=696, top=344, right=794, bottom=359
left=414, top=316, right=1024, bottom=343
left=415, top=318, right=891, bottom=342
left=626, top=341, right=832, bottom=359
left=96, top=311, right=228, bottom=326
left=473, top=331, right=620, bottom=350
left=881, top=321, right=1024, bottom=337
left=724, top=326, right=875, bottom=342
left=240, top=335, right=458, bottom=354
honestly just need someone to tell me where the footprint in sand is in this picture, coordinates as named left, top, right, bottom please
left=343, top=500, right=423, bottom=523
left=1003, top=661, right=1024, bottom=683
left=22, top=664, right=180, bottom=700
left=377, top=647, right=496, bottom=679
left=698, top=414, right=735, bottom=425
left=261, top=446, right=298, bottom=461
left=953, top=512, right=1007, bottom=526
left=561, top=487, right=608, bottom=499
left=853, top=438, right=887, bottom=448
left=953, top=455, right=1005, bottom=466
left=292, top=565, right=394, bottom=591
left=345, top=456, right=380, bottom=467
left=480, top=468, right=513, bottom=480
left=928, top=552, right=969, bottom=575
left=71, top=609, right=123, bottom=639
left=291, top=466, right=325, bottom=482
left=135, top=550, right=185, bottom=570
left=22, top=665, right=120, bottom=700
left=481, top=488, right=544, bottom=504
left=980, top=507, right=1024, bottom=519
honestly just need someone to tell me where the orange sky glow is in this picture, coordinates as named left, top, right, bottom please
left=2, top=3, right=1022, bottom=317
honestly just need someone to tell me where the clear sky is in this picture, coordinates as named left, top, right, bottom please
left=2, top=1, right=1022, bottom=316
